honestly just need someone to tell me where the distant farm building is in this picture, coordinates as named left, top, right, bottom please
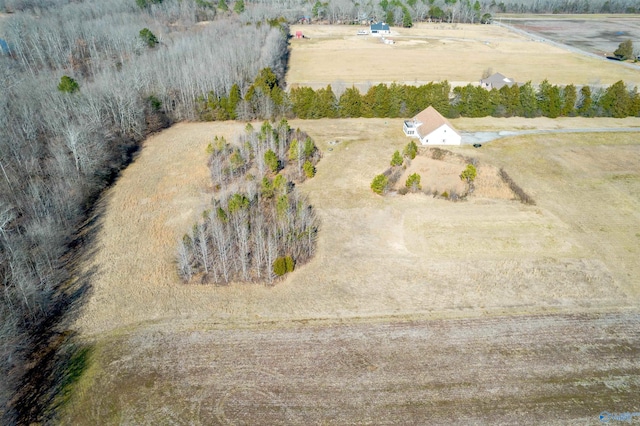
left=370, top=22, right=390, bottom=36
left=403, top=106, right=461, bottom=146
left=480, top=72, right=515, bottom=90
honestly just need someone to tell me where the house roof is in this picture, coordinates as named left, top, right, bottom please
left=370, top=22, right=390, bottom=31
left=413, top=106, right=460, bottom=139
left=480, top=72, right=515, bottom=89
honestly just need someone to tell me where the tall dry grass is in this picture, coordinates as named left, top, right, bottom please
left=75, top=118, right=638, bottom=337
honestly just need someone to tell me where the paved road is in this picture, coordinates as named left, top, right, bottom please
left=461, top=126, right=640, bottom=145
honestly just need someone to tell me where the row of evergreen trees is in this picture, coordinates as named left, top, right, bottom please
left=200, top=73, right=640, bottom=121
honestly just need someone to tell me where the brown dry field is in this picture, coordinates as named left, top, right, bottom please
left=74, top=117, right=640, bottom=338
left=64, top=117, right=640, bottom=422
left=502, top=14, right=640, bottom=57
left=286, top=22, right=640, bottom=89
left=64, top=313, right=640, bottom=424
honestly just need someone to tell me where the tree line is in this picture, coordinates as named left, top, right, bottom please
left=178, top=121, right=320, bottom=284
left=201, top=79, right=640, bottom=121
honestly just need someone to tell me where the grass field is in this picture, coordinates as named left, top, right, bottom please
left=64, top=116, right=640, bottom=422
left=286, top=22, right=640, bottom=90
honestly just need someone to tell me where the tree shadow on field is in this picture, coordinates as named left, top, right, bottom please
left=8, top=198, right=106, bottom=425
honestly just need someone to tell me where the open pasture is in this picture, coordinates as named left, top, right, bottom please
left=286, top=22, right=640, bottom=89
left=75, top=117, right=640, bottom=337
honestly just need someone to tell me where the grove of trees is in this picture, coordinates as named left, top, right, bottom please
left=178, top=121, right=320, bottom=284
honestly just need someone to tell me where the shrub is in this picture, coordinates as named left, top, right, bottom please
left=460, top=164, right=477, bottom=184
left=390, top=150, right=403, bottom=167
left=441, top=191, right=449, bottom=199
left=499, top=168, right=536, bottom=205
left=405, top=173, right=421, bottom=191
left=403, top=141, right=418, bottom=159
left=264, top=149, right=280, bottom=173
left=430, top=147, right=446, bottom=160
left=303, top=160, right=315, bottom=178
left=371, top=174, right=389, bottom=195
left=58, top=75, right=79, bottom=93
left=273, top=255, right=294, bottom=276
left=139, top=28, right=158, bottom=48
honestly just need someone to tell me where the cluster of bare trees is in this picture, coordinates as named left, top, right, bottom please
left=178, top=121, right=320, bottom=284
left=0, top=0, right=290, bottom=421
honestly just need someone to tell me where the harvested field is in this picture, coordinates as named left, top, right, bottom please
left=503, top=14, right=640, bottom=58
left=66, top=117, right=640, bottom=422
left=63, top=312, right=640, bottom=424
left=286, top=22, right=640, bottom=90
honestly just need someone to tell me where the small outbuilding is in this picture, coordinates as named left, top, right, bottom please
left=480, top=72, right=515, bottom=90
left=403, top=106, right=461, bottom=146
left=370, top=22, right=390, bottom=35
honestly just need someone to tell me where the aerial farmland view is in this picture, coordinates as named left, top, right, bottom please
left=1, top=0, right=639, bottom=424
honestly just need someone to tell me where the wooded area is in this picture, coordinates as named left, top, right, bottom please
left=0, top=0, right=288, bottom=422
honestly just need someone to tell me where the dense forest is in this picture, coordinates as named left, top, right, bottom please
left=1, top=0, right=639, bottom=422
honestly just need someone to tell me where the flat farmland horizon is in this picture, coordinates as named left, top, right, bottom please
left=286, top=21, right=640, bottom=90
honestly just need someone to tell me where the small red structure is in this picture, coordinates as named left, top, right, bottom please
left=295, top=31, right=303, bottom=39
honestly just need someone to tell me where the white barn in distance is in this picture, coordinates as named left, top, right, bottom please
left=403, top=106, right=461, bottom=146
